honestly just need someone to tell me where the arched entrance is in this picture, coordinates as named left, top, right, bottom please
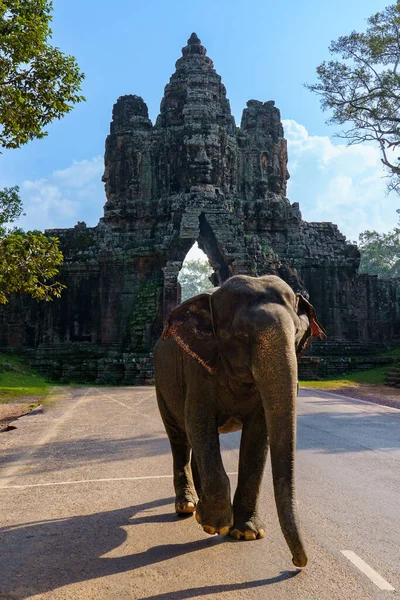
left=162, top=212, right=233, bottom=321
left=178, top=243, right=213, bottom=302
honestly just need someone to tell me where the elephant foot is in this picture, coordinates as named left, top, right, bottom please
left=175, top=490, right=197, bottom=515
left=195, top=498, right=233, bottom=536
left=229, top=511, right=265, bottom=541
left=175, top=501, right=196, bottom=514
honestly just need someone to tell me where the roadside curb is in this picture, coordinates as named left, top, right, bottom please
left=25, top=404, right=43, bottom=417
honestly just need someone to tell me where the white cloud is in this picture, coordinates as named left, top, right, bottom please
left=53, top=157, right=104, bottom=188
left=283, top=119, right=398, bottom=240
left=18, top=156, right=104, bottom=231
left=284, top=120, right=379, bottom=169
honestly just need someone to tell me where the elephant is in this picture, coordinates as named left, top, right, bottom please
left=154, top=274, right=326, bottom=567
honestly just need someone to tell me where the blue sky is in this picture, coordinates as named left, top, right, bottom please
left=1, top=0, right=398, bottom=244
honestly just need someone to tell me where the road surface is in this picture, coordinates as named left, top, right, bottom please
left=0, top=386, right=399, bottom=599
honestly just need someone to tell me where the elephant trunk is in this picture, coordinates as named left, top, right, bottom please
left=253, top=325, right=308, bottom=568
left=266, top=411, right=308, bottom=568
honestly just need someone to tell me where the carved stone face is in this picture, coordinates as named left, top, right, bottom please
left=186, top=137, right=213, bottom=185
left=185, top=131, right=231, bottom=188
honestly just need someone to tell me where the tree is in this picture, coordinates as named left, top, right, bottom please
left=178, top=259, right=213, bottom=302
left=0, top=186, right=65, bottom=303
left=0, top=1, right=85, bottom=302
left=0, top=185, right=22, bottom=228
left=358, top=209, right=400, bottom=278
left=0, top=230, right=65, bottom=303
left=0, top=0, right=85, bottom=149
left=306, top=2, right=400, bottom=193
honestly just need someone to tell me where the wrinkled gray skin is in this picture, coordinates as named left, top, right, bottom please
left=154, top=274, right=325, bottom=568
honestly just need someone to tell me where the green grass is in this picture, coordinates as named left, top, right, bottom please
left=378, top=346, right=400, bottom=358
left=301, top=344, right=400, bottom=390
left=0, top=352, right=52, bottom=404
left=300, top=365, right=390, bottom=389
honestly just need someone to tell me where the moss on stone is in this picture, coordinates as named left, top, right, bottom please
left=128, top=279, right=162, bottom=349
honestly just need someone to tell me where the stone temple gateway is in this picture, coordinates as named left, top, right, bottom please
left=1, top=34, right=399, bottom=382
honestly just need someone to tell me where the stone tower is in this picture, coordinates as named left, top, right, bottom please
left=1, top=34, right=399, bottom=382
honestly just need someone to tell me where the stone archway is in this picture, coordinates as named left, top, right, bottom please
left=161, top=211, right=232, bottom=322
left=198, top=213, right=231, bottom=285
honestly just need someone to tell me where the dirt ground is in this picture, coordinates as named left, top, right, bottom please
left=329, top=384, right=400, bottom=410
left=0, top=397, right=44, bottom=432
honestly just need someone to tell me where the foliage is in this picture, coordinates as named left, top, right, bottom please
left=0, top=230, right=65, bottom=303
left=179, top=258, right=213, bottom=302
left=358, top=209, right=400, bottom=277
left=0, top=184, right=65, bottom=303
left=0, top=0, right=85, bottom=149
left=0, top=1, right=84, bottom=302
left=0, top=352, right=51, bottom=403
left=306, top=2, right=400, bottom=193
left=0, top=186, right=23, bottom=230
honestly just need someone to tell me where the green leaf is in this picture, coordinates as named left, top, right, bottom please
left=0, top=0, right=85, bottom=149
left=0, top=229, right=65, bottom=303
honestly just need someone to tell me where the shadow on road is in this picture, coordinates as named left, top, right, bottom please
left=297, top=406, right=400, bottom=453
left=0, top=496, right=298, bottom=599
left=139, top=572, right=299, bottom=599
left=0, top=432, right=170, bottom=473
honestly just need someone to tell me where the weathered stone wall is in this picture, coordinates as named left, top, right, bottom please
left=1, top=33, right=399, bottom=382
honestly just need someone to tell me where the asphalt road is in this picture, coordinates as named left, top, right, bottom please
left=0, top=386, right=399, bottom=600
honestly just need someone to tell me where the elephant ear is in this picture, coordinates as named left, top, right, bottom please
left=296, top=294, right=327, bottom=340
left=162, top=293, right=217, bottom=374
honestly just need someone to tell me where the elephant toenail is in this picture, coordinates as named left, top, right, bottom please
left=229, top=529, right=242, bottom=540
left=218, top=526, right=230, bottom=535
left=257, top=529, right=265, bottom=539
left=203, top=525, right=217, bottom=535
left=176, top=501, right=195, bottom=514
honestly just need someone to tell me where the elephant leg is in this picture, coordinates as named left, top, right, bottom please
left=185, top=370, right=233, bottom=535
left=170, top=436, right=197, bottom=515
left=230, top=403, right=268, bottom=541
left=156, top=389, right=196, bottom=515
left=191, top=453, right=202, bottom=499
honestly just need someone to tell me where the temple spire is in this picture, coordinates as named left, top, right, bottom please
left=182, top=32, right=207, bottom=57
left=188, top=32, right=201, bottom=45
